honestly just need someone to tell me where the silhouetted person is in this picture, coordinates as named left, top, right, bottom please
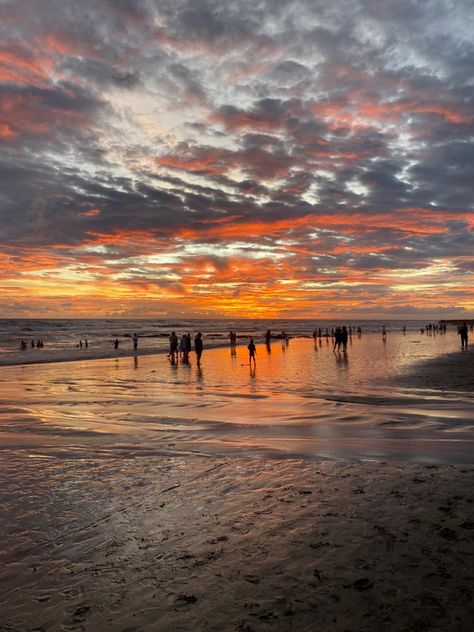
left=265, top=329, right=272, bottom=345
left=248, top=338, right=256, bottom=366
left=85, top=339, right=88, bottom=348
left=382, top=325, right=387, bottom=340
left=459, top=322, right=469, bottom=350
left=114, top=338, right=119, bottom=349
left=169, top=331, right=178, bottom=363
left=341, top=326, right=348, bottom=352
left=20, top=340, right=27, bottom=350
left=194, top=332, right=203, bottom=366
left=31, top=340, right=35, bottom=348
left=333, top=327, right=342, bottom=352
left=179, top=334, right=189, bottom=363
left=133, top=333, right=138, bottom=351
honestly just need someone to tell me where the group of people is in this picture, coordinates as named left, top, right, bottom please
left=20, top=339, right=44, bottom=350
left=168, top=331, right=203, bottom=366
left=423, top=323, right=448, bottom=334
left=332, top=326, right=349, bottom=352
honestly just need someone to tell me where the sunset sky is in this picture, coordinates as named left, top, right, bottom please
left=1, top=0, right=473, bottom=319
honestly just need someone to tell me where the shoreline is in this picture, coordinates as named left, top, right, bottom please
left=0, top=339, right=242, bottom=368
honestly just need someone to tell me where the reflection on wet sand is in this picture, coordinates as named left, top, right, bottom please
left=0, top=333, right=473, bottom=464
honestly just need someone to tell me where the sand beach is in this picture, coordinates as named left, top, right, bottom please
left=1, top=331, right=473, bottom=631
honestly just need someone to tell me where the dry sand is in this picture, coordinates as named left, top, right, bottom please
left=1, top=455, right=473, bottom=631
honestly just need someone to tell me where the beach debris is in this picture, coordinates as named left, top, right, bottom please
left=175, top=594, right=197, bottom=606
left=353, top=577, right=373, bottom=591
left=243, top=574, right=260, bottom=584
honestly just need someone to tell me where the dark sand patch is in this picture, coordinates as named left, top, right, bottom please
left=395, top=350, right=474, bottom=392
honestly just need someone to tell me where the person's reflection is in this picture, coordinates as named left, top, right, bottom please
left=334, top=350, right=349, bottom=368
left=230, top=346, right=237, bottom=357
left=133, top=356, right=138, bottom=370
left=196, top=365, right=203, bottom=386
left=249, top=365, right=256, bottom=379
left=266, top=341, right=271, bottom=354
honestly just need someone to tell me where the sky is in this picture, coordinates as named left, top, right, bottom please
left=1, top=0, right=473, bottom=319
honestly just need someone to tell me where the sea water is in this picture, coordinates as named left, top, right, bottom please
left=0, top=317, right=446, bottom=354
left=0, top=327, right=472, bottom=464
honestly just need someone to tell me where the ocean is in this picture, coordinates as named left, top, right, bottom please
left=0, top=317, right=442, bottom=355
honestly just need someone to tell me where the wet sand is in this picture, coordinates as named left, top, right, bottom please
left=1, top=455, right=473, bottom=631
left=1, top=340, right=474, bottom=630
left=397, top=348, right=474, bottom=392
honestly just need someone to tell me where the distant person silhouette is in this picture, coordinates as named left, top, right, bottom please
left=382, top=325, right=387, bottom=341
left=179, top=334, right=189, bottom=363
left=169, top=331, right=178, bottom=363
left=459, top=322, right=469, bottom=350
left=194, top=332, right=203, bottom=366
left=341, top=326, right=348, bottom=352
left=114, top=338, right=119, bottom=349
left=248, top=338, right=256, bottom=367
left=133, top=333, right=138, bottom=351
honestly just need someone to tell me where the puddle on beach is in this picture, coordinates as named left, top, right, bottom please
left=1, top=333, right=473, bottom=465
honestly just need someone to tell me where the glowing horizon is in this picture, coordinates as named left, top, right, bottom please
left=1, top=1, right=473, bottom=320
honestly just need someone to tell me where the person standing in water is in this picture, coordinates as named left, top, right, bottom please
left=194, top=332, right=203, bottom=367
left=248, top=338, right=256, bottom=367
left=133, top=333, right=138, bottom=351
left=169, top=331, right=178, bottom=363
left=459, top=322, right=469, bottom=350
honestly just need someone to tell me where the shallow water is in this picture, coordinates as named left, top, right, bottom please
left=0, top=331, right=472, bottom=464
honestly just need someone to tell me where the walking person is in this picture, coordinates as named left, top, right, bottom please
left=179, top=334, right=188, bottom=363
left=248, top=338, right=257, bottom=367
left=333, top=327, right=342, bottom=352
left=194, top=332, right=203, bottom=367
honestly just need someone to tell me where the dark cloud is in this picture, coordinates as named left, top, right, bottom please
left=1, top=0, right=473, bottom=316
